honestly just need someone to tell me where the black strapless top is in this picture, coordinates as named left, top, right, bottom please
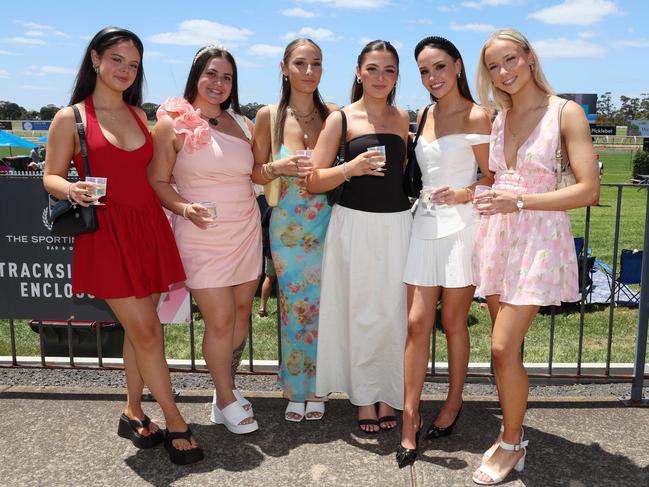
left=338, top=133, right=410, bottom=213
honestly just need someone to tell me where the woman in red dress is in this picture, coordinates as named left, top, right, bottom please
left=43, top=27, right=203, bottom=465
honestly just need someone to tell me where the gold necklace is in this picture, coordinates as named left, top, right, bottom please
left=288, top=106, right=316, bottom=125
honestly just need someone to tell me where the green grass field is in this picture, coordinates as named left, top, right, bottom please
left=1, top=148, right=647, bottom=365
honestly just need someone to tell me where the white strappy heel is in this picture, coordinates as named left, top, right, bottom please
left=483, top=424, right=525, bottom=461
left=472, top=438, right=529, bottom=485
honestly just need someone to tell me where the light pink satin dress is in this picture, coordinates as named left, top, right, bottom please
left=158, top=98, right=261, bottom=289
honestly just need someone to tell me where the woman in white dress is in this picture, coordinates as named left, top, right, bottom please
left=307, top=40, right=412, bottom=433
left=397, top=36, right=492, bottom=468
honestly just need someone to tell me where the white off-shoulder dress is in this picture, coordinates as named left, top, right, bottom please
left=403, top=133, right=490, bottom=287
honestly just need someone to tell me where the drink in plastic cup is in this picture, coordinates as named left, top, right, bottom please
left=473, top=185, right=491, bottom=203
left=295, top=149, right=313, bottom=158
left=198, top=201, right=217, bottom=227
left=366, top=145, right=386, bottom=172
left=86, top=177, right=107, bottom=205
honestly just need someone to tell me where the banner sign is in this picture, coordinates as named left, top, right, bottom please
left=0, top=175, right=190, bottom=323
left=630, top=120, right=649, bottom=137
left=0, top=121, right=12, bottom=130
left=590, top=125, right=616, bottom=136
left=559, top=93, right=597, bottom=123
left=21, top=121, right=51, bottom=131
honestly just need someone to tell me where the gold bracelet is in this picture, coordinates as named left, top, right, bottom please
left=464, top=187, right=474, bottom=203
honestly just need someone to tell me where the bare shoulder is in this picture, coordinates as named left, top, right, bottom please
left=241, top=115, right=255, bottom=131
left=560, top=99, right=587, bottom=119
left=468, top=104, right=491, bottom=134
left=325, top=102, right=340, bottom=112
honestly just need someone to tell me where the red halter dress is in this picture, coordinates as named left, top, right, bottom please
left=72, top=96, right=186, bottom=299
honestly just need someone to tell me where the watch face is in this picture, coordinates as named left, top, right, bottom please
left=516, top=197, right=523, bottom=209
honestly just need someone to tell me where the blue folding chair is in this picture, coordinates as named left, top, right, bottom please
left=598, top=249, right=643, bottom=305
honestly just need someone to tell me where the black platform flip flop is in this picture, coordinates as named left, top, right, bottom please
left=164, top=428, right=204, bottom=466
left=117, top=413, right=164, bottom=449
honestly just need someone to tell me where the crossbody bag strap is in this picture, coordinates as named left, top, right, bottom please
left=338, top=109, right=347, bottom=163
left=71, top=104, right=91, bottom=178
left=413, top=104, right=431, bottom=149
left=268, top=105, right=277, bottom=162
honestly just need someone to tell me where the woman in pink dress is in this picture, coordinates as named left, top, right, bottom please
left=471, top=29, right=599, bottom=484
left=149, top=45, right=261, bottom=435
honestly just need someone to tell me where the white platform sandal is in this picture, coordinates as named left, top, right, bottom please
left=305, top=401, right=326, bottom=421
left=473, top=438, right=529, bottom=485
left=211, top=389, right=253, bottom=422
left=211, top=400, right=259, bottom=434
left=483, top=425, right=525, bottom=460
left=285, top=401, right=305, bottom=422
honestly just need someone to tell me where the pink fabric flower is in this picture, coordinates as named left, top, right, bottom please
left=156, top=97, right=211, bottom=153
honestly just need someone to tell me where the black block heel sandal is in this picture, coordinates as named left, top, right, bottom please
left=164, top=428, right=204, bottom=465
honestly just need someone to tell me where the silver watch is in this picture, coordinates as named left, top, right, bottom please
left=516, top=194, right=524, bottom=211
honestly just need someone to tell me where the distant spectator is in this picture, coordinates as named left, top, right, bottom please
left=29, top=147, right=39, bottom=162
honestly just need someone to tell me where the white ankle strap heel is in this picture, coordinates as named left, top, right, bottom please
left=473, top=439, right=529, bottom=485
left=483, top=425, right=525, bottom=460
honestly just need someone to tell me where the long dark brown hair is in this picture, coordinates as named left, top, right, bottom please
left=184, top=46, right=241, bottom=113
left=350, top=40, right=399, bottom=105
left=70, top=27, right=145, bottom=106
left=274, top=38, right=329, bottom=150
left=414, top=36, right=475, bottom=103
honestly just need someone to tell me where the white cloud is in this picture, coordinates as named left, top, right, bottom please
left=533, top=38, right=605, bottom=58
left=149, top=19, right=253, bottom=46
left=0, top=69, right=10, bottom=79
left=236, top=58, right=263, bottom=68
left=462, top=0, right=519, bottom=8
left=304, top=0, right=388, bottom=9
left=19, top=84, right=55, bottom=91
left=529, top=0, right=622, bottom=25
left=25, top=30, right=45, bottom=37
left=2, top=37, right=46, bottom=46
left=24, top=64, right=75, bottom=76
left=437, top=5, right=454, bottom=12
left=392, top=40, right=404, bottom=50
left=578, top=31, right=596, bottom=39
left=0, top=49, right=17, bottom=55
left=450, top=22, right=497, bottom=32
left=13, top=20, right=68, bottom=37
left=79, top=35, right=93, bottom=41
left=249, top=44, right=284, bottom=57
left=281, top=7, right=316, bottom=18
left=406, top=19, right=433, bottom=25
left=283, top=27, right=340, bottom=42
left=611, top=39, right=649, bottom=49
left=144, top=51, right=167, bottom=59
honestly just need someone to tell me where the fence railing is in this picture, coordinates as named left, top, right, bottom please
left=2, top=183, right=648, bottom=404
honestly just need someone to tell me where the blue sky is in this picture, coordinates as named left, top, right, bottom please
left=1, top=0, right=647, bottom=112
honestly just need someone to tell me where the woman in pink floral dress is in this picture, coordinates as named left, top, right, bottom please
left=471, top=29, right=599, bottom=485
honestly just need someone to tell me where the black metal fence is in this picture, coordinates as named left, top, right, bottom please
left=2, top=181, right=648, bottom=403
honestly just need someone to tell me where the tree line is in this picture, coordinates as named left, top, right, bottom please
left=2, top=93, right=648, bottom=125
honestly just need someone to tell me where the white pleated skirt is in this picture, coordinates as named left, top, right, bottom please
left=403, top=221, right=478, bottom=288
left=315, top=205, right=411, bottom=410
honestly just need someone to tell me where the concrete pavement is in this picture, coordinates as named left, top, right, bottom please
left=1, top=385, right=648, bottom=486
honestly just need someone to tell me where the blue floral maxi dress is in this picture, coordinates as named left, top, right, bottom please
left=270, top=145, right=332, bottom=401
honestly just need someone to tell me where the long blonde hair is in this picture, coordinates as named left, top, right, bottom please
left=476, top=28, right=554, bottom=114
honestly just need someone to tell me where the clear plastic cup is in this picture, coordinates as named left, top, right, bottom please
left=86, top=177, right=107, bottom=205
left=198, top=201, right=217, bottom=227
left=366, top=145, right=386, bottom=172
left=473, top=185, right=491, bottom=203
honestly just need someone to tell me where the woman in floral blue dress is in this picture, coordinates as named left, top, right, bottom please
left=252, top=38, right=335, bottom=421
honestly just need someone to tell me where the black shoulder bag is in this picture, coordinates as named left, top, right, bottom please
left=46, top=105, right=99, bottom=236
left=326, top=110, right=348, bottom=206
left=402, top=105, right=431, bottom=198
